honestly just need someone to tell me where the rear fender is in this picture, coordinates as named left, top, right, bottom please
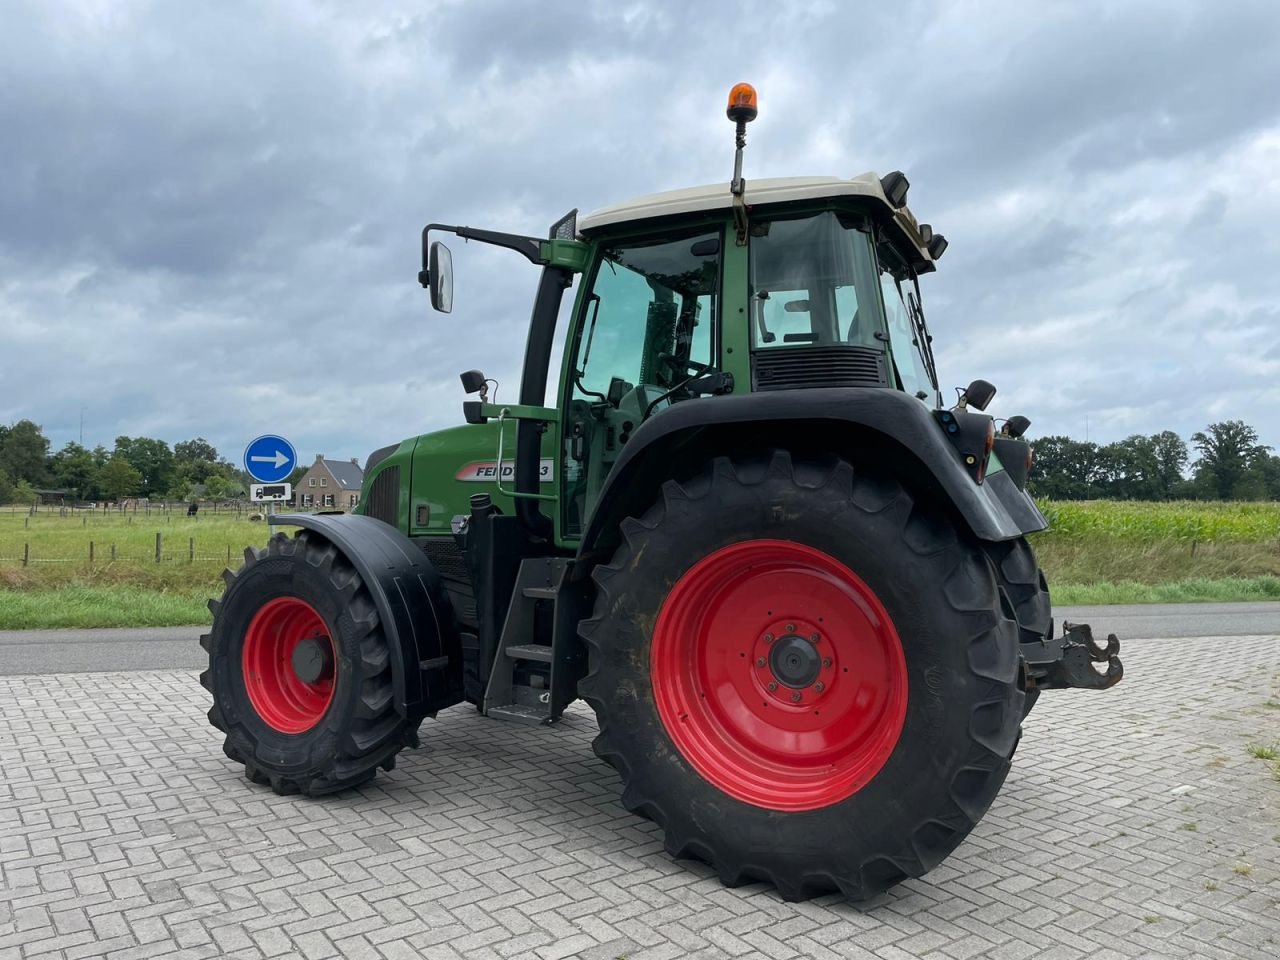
left=269, top=513, right=464, bottom=717
left=578, top=388, right=1047, bottom=564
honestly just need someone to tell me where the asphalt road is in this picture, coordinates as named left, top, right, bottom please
left=0, top=602, right=1277, bottom=677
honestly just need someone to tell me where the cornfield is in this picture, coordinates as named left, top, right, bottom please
left=1036, top=500, right=1280, bottom=544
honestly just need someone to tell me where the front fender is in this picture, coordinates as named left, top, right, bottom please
left=579, top=388, right=1047, bottom=561
left=269, top=513, right=464, bottom=717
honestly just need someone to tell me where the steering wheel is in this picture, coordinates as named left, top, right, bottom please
left=657, top=352, right=712, bottom=378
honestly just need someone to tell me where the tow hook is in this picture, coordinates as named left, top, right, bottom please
left=1021, top=622, right=1123, bottom=692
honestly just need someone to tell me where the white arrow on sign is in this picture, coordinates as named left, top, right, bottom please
left=250, top=451, right=290, bottom=469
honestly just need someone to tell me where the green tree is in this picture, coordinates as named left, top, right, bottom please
left=174, top=438, right=223, bottom=484
left=0, top=466, right=13, bottom=505
left=113, top=436, right=176, bottom=497
left=1028, top=436, right=1106, bottom=499
left=1190, top=421, right=1271, bottom=500
left=0, top=419, right=51, bottom=485
left=99, top=456, right=143, bottom=500
left=49, top=442, right=100, bottom=500
left=1237, top=453, right=1280, bottom=501
left=204, top=474, right=236, bottom=501
left=1098, top=436, right=1161, bottom=500
left=13, top=479, right=37, bottom=506
left=1148, top=431, right=1189, bottom=499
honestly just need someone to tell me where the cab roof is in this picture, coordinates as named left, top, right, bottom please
left=578, top=173, right=939, bottom=271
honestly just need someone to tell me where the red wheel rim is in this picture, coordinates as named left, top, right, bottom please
left=651, top=539, right=908, bottom=811
left=241, top=596, right=336, bottom=734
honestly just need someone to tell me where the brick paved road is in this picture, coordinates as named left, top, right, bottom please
left=1, top=635, right=1277, bottom=960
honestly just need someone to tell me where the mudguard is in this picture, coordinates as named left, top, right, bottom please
left=269, top=513, right=464, bottom=717
left=580, top=387, right=1047, bottom=560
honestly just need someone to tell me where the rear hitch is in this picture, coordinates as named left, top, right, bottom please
left=1021, top=621, right=1123, bottom=692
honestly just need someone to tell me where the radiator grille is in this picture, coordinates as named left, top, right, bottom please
left=365, top=466, right=400, bottom=527
left=752, top=345, right=888, bottom=391
left=416, top=536, right=470, bottom=584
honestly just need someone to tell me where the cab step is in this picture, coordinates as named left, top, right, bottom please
left=483, top=557, right=574, bottom=725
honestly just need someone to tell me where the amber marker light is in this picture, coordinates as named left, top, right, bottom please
left=726, top=82, right=758, bottom=123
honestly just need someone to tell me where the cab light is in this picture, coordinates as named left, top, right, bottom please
left=726, top=82, right=758, bottom=123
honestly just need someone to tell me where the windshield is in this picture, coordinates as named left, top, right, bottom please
left=748, top=211, right=881, bottom=349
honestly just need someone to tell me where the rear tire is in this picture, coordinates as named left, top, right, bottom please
left=985, top=537, right=1052, bottom=718
left=201, top=530, right=418, bottom=796
left=579, top=452, right=1023, bottom=901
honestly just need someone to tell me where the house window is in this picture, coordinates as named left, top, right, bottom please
left=323, top=494, right=334, bottom=507
left=349, top=494, right=359, bottom=507
left=302, top=494, right=313, bottom=507
left=309, top=478, right=316, bottom=487
left=319, top=478, right=327, bottom=487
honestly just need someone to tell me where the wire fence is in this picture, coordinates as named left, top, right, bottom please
left=5, top=499, right=281, bottom=521
left=0, top=535, right=243, bottom=566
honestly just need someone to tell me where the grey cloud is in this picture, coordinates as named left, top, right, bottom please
left=2, top=0, right=1279, bottom=463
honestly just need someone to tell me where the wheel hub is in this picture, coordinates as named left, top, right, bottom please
left=769, top=633, right=821, bottom=688
left=291, top=636, right=332, bottom=684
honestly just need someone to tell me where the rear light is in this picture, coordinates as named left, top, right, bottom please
left=975, top=421, right=995, bottom=483
left=993, top=436, right=1033, bottom=491
left=935, top=410, right=996, bottom=484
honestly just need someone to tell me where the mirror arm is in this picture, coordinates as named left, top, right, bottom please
left=419, top=223, right=546, bottom=287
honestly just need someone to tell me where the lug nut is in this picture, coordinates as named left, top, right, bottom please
left=822, top=657, right=832, bottom=668
left=814, top=682, right=825, bottom=693
left=763, top=633, right=774, bottom=643
left=767, top=681, right=778, bottom=692
left=810, top=633, right=820, bottom=643
left=790, top=691, right=802, bottom=703
left=756, top=657, right=766, bottom=667
left=786, top=623, right=796, bottom=633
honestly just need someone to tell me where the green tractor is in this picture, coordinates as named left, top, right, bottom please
left=201, top=84, right=1122, bottom=901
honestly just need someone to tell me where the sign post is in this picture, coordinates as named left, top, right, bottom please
left=243, top=435, right=297, bottom=514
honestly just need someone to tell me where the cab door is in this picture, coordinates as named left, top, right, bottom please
left=557, top=227, right=723, bottom=542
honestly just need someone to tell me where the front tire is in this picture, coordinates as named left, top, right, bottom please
left=201, top=530, right=418, bottom=795
left=579, top=452, right=1023, bottom=901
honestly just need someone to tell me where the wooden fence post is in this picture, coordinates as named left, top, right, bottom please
left=111, top=543, right=117, bottom=561
left=89, top=541, right=95, bottom=563
left=23, top=543, right=29, bottom=567
left=189, top=538, right=194, bottom=563
left=226, top=544, right=232, bottom=564
left=155, top=532, right=163, bottom=563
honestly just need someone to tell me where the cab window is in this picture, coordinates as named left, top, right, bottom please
left=876, top=240, right=937, bottom=401
left=749, top=212, right=880, bottom=349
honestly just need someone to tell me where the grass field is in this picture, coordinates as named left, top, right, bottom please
left=0, top=500, right=1278, bottom=628
left=0, top=506, right=273, bottom=628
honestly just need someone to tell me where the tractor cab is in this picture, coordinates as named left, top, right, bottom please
left=557, top=177, right=945, bottom=533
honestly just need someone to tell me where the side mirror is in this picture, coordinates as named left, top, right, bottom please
left=429, top=241, right=453, bottom=313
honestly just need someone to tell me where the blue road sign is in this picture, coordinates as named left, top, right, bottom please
left=243, top=434, right=297, bottom=484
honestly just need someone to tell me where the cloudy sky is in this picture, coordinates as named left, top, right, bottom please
left=3, top=0, right=1279, bottom=466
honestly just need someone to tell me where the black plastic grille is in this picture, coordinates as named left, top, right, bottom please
left=416, top=535, right=470, bottom=584
left=752, top=345, right=888, bottom=391
left=365, top=466, right=400, bottom=527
